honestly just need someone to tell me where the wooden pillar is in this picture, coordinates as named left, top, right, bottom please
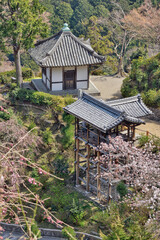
left=108, top=180, right=112, bottom=204
left=127, top=125, right=130, bottom=141
left=97, top=131, right=101, bottom=199
left=76, top=138, right=80, bottom=186
left=86, top=125, right=90, bottom=192
left=86, top=145, right=90, bottom=192
left=108, top=154, right=112, bottom=203
left=50, top=68, right=52, bottom=90
left=75, top=118, right=80, bottom=186
left=133, top=126, right=136, bottom=139
left=116, top=125, right=119, bottom=136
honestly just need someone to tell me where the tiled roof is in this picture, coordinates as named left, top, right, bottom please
left=64, top=93, right=147, bottom=133
left=105, top=94, right=153, bottom=118
left=28, top=30, right=105, bottom=67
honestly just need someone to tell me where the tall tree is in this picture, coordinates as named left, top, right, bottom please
left=99, top=1, right=137, bottom=76
left=123, top=0, right=160, bottom=45
left=0, top=0, right=48, bottom=86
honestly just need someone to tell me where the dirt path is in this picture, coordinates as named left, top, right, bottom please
left=136, top=119, right=160, bottom=138
left=90, top=75, right=124, bottom=100
left=91, top=75, right=160, bottom=138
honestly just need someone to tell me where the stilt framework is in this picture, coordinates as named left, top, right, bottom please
left=74, top=117, right=138, bottom=202
left=64, top=92, right=153, bottom=202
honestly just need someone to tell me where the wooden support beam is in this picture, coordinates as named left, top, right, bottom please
left=108, top=180, right=112, bottom=204
left=127, top=126, right=130, bottom=141
left=76, top=138, right=80, bottom=186
left=133, top=126, right=136, bottom=139
left=86, top=144, right=90, bottom=192
left=86, top=124, right=90, bottom=192
left=116, top=125, right=119, bottom=136
left=97, top=131, right=101, bottom=199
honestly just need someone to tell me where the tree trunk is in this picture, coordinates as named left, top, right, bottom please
left=117, top=56, right=125, bottom=77
left=14, top=47, right=23, bottom=87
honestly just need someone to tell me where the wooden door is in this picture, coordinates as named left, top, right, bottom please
left=64, top=70, right=75, bottom=90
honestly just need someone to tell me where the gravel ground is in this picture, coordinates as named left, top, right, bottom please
left=91, top=75, right=160, bottom=138
left=90, top=75, right=124, bottom=100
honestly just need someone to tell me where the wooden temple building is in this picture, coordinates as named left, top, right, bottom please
left=64, top=93, right=152, bottom=201
left=29, top=24, right=105, bottom=93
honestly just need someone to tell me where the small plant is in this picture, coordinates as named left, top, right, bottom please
left=116, top=182, right=128, bottom=199
left=69, top=199, right=86, bottom=225
left=138, top=134, right=149, bottom=147
left=0, top=106, right=10, bottom=120
left=28, top=121, right=36, bottom=131
left=62, top=227, right=76, bottom=240
left=42, top=127, right=52, bottom=145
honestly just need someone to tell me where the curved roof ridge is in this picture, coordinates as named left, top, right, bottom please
left=41, top=31, right=64, bottom=64
left=82, top=92, right=124, bottom=116
left=124, top=115, right=145, bottom=124
left=34, top=31, right=62, bottom=47
left=69, top=32, right=105, bottom=60
left=47, top=31, right=64, bottom=55
left=106, top=94, right=141, bottom=106
left=29, top=28, right=106, bottom=67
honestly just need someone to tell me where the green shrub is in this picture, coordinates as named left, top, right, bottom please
left=0, top=106, right=11, bottom=120
left=91, top=69, right=104, bottom=75
left=0, top=68, right=33, bottom=84
left=42, top=127, right=52, bottom=144
left=138, top=134, right=149, bottom=147
left=121, top=53, right=160, bottom=107
left=22, top=67, right=33, bottom=79
left=0, top=110, right=10, bottom=120
left=52, top=154, right=69, bottom=176
left=62, top=227, right=76, bottom=240
left=69, top=198, right=86, bottom=225
left=116, top=182, right=128, bottom=199
left=28, top=121, right=37, bottom=131
left=9, top=88, right=74, bottom=112
left=63, top=112, right=75, bottom=124
left=61, top=124, right=74, bottom=149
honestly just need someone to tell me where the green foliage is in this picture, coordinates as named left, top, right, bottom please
left=0, top=0, right=48, bottom=50
left=0, top=110, right=10, bottom=120
left=63, top=112, right=75, bottom=124
left=50, top=2, right=73, bottom=34
left=52, top=154, right=69, bottom=176
left=42, top=127, right=53, bottom=145
left=28, top=121, right=36, bottom=131
left=61, top=122, right=74, bottom=149
left=9, top=88, right=74, bottom=112
left=91, top=69, right=104, bottom=76
left=142, top=89, right=160, bottom=107
left=116, top=182, right=128, bottom=199
left=138, top=134, right=149, bottom=147
left=70, top=198, right=86, bottom=225
left=31, top=222, right=41, bottom=239
left=121, top=53, right=160, bottom=107
left=62, top=227, right=76, bottom=240
left=138, top=134, right=160, bottom=153
left=0, top=68, right=33, bottom=84
left=21, top=52, right=40, bottom=73
left=81, top=16, right=117, bottom=75
left=93, top=204, right=153, bottom=240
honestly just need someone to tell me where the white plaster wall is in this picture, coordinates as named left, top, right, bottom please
left=77, top=66, right=88, bottom=80
left=52, top=67, right=63, bottom=82
left=52, top=83, right=63, bottom=91
left=77, top=81, right=88, bottom=89
left=64, top=67, right=75, bottom=71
